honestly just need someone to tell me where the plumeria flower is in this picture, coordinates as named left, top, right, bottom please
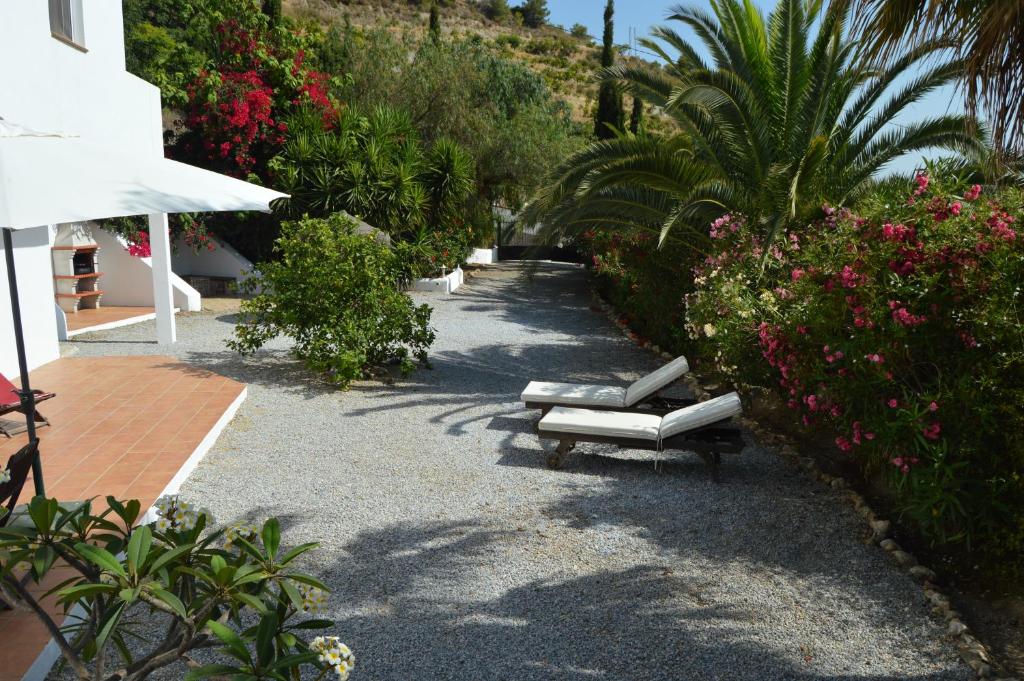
left=299, top=585, right=329, bottom=614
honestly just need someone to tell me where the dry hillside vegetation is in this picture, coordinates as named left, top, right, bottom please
left=284, top=0, right=655, bottom=124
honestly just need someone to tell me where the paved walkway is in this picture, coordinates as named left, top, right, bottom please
left=65, top=262, right=968, bottom=680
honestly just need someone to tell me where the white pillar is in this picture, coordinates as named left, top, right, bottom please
left=148, top=212, right=176, bottom=344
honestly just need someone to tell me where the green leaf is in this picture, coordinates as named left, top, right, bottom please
left=234, top=592, right=269, bottom=614
left=148, top=586, right=187, bottom=617
left=126, top=525, right=152, bottom=574
left=279, top=580, right=304, bottom=612
left=148, top=542, right=196, bottom=574
left=75, top=543, right=127, bottom=579
left=255, top=612, right=279, bottom=668
left=277, top=542, right=318, bottom=566
left=269, top=652, right=318, bottom=671
left=95, top=601, right=127, bottom=654
left=285, top=574, right=329, bottom=591
left=55, top=583, right=118, bottom=604
left=205, top=620, right=252, bottom=663
left=262, top=518, right=281, bottom=559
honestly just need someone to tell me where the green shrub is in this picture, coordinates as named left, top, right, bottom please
left=0, top=496, right=354, bottom=681
left=483, top=0, right=512, bottom=22
left=230, top=214, right=435, bottom=386
left=686, top=171, right=1024, bottom=565
left=494, top=33, right=522, bottom=49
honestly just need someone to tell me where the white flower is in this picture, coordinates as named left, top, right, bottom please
left=0, top=468, right=10, bottom=484
left=299, top=585, right=329, bottom=614
left=702, top=323, right=717, bottom=338
left=309, top=635, right=353, bottom=679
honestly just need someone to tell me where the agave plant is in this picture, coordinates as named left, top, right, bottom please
left=524, top=0, right=984, bottom=247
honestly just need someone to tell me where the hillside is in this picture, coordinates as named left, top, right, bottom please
left=284, top=0, right=644, bottom=124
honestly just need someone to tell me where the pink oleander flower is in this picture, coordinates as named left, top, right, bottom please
left=929, top=401, right=939, bottom=412
left=892, top=307, right=927, bottom=327
left=835, top=436, right=852, bottom=452
left=866, top=353, right=885, bottom=364
left=922, top=422, right=942, bottom=440
left=791, top=268, right=805, bottom=281
left=888, top=398, right=899, bottom=408
left=950, top=201, right=962, bottom=216
left=914, top=173, right=929, bottom=195
left=964, top=184, right=981, bottom=201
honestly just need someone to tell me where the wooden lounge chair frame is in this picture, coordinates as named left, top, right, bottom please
left=539, top=419, right=744, bottom=481
left=0, top=372, right=55, bottom=438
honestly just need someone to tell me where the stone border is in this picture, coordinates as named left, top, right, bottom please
left=590, top=293, right=1007, bottom=680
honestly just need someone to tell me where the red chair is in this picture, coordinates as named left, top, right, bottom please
left=0, top=372, right=55, bottom=438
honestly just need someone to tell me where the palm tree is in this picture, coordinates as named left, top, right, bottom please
left=523, top=0, right=984, bottom=248
left=850, top=0, right=1024, bottom=155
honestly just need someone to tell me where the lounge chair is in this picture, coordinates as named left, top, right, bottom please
left=537, top=392, right=745, bottom=480
left=0, top=372, right=55, bottom=438
left=521, top=356, right=693, bottom=414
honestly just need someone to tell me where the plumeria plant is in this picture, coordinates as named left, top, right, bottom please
left=687, top=165, right=1024, bottom=561
left=0, top=495, right=354, bottom=681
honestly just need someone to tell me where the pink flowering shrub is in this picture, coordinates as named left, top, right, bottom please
left=687, top=172, right=1024, bottom=561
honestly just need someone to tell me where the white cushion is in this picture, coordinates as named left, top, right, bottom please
left=520, top=381, right=627, bottom=408
left=659, top=392, right=742, bottom=439
left=539, top=406, right=661, bottom=441
left=624, top=356, right=690, bottom=406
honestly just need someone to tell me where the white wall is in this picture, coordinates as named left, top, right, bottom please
left=0, top=227, right=60, bottom=377
left=0, top=1, right=165, bottom=372
left=92, top=228, right=201, bottom=312
left=0, top=1, right=162, bottom=157
left=172, top=235, right=257, bottom=281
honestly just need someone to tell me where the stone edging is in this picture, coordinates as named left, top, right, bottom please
left=591, top=293, right=1007, bottom=680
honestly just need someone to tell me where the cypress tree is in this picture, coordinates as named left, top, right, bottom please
left=262, top=0, right=282, bottom=26
left=629, top=96, right=643, bottom=134
left=594, top=0, right=623, bottom=139
left=429, top=2, right=441, bottom=42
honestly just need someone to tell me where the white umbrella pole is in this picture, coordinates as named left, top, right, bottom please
left=2, top=227, right=44, bottom=497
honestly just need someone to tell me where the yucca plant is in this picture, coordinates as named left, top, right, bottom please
left=524, top=0, right=984, bottom=248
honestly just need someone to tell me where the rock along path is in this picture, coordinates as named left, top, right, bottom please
left=67, top=262, right=968, bottom=680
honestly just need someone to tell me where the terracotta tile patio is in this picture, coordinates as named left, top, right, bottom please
left=64, top=305, right=157, bottom=334
left=0, top=356, right=245, bottom=681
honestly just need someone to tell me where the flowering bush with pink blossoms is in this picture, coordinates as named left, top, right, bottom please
left=686, top=172, right=1024, bottom=561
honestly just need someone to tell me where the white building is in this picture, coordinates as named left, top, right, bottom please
left=0, top=0, right=276, bottom=378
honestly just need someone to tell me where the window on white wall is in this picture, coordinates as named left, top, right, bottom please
left=48, top=0, right=85, bottom=48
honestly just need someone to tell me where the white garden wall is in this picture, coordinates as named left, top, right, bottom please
left=92, top=227, right=201, bottom=312
left=171, top=235, right=257, bottom=281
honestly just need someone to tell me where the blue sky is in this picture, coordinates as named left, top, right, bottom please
left=546, top=0, right=964, bottom=175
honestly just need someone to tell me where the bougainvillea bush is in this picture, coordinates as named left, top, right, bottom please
left=230, top=214, right=435, bottom=387
left=172, top=4, right=338, bottom=178
left=686, top=173, right=1024, bottom=562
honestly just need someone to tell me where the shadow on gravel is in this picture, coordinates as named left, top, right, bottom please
left=325, top=518, right=959, bottom=681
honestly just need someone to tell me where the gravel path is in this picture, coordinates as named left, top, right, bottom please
left=66, top=262, right=968, bottom=680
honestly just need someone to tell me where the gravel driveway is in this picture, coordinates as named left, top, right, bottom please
left=66, top=262, right=968, bottom=680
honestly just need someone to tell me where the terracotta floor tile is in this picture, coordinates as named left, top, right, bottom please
left=1, top=356, right=246, bottom=681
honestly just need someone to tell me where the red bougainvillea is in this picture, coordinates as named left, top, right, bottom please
left=175, top=17, right=335, bottom=177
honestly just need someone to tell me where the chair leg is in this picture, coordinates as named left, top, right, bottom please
left=546, top=438, right=576, bottom=469
left=696, top=452, right=722, bottom=482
